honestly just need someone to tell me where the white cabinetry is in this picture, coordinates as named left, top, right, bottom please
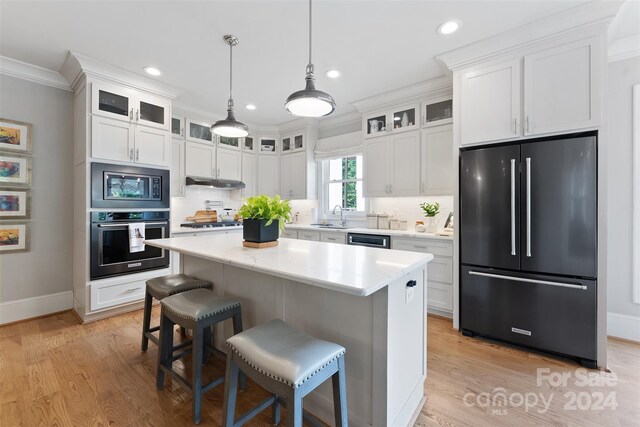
left=241, top=153, right=256, bottom=198
left=320, top=231, right=346, bottom=244
left=217, top=147, right=242, bottom=181
left=363, top=131, right=420, bottom=197
left=281, top=229, right=298, bottom=239
left=280, top=151, right=312, bottom=199
left=363, top=104, right=420, bottom=138
left=257, top=154, right=279, bottom=196
left=392, top=237, right=454, bottom=316
left=297, top=230, right=320, bottom=241
left=421, top=124, right=453, bottom=195
left=185, top=141, right=215, bottom=178
left=171, top=138, right=185, bottom=196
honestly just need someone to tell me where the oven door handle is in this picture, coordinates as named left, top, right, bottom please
left=97, top=221, right=169, bottom=228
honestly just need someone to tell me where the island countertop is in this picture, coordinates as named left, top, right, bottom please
left=146, top=233, right=432, bottom=297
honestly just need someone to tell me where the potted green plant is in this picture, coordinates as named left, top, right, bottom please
left=238, top=195, right=292, bottom=245
left=420, top=202, right=440, bottom=233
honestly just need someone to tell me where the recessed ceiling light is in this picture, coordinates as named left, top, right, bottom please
left=325, top=69, right=341, bottom=79
left=246, top=104, right=257, bottom=110
left=143, top=66, right=162, bottom=76
left=437, top=20, right=462, bottom=35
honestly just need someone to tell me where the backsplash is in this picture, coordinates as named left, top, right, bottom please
left=171, top=187, right=244, bottom=225
left=369, top=196, right=454, bottom=230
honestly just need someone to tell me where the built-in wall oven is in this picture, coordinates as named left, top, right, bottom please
left=91, top=162, right=170, bottom=209
left=90, top=211, right=170, bottom=279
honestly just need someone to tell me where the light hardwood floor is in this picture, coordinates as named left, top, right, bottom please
left=1, top=309, right=638, bottom=426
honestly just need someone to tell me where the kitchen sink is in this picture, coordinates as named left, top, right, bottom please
left=313, top=224, right=352, bottom=230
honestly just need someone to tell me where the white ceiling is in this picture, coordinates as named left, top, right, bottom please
left=0, top=0, right=630, bottom=126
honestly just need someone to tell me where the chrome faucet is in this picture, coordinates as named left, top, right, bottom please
left=332, top=205, right=347, bottom=226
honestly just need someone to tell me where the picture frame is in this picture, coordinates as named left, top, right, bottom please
left=0, top=188, right=30, bottom=219
left=444, top=211, right=454, bottom=229
left=0, top=222, right=28, bottom=252
left=0, top=152, right=31, bottom=186
left=0, top=119, right=32, bottom=153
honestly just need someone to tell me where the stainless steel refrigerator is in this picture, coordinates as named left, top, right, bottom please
left=459, top=132, right=597, bottom=367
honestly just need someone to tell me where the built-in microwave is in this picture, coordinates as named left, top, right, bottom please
left=91, top=162, right=170, bottom=209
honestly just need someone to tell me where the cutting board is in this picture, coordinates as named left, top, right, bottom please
left=186, top=210, right=218, bottom=223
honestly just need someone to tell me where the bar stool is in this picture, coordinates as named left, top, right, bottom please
left=141, top=273, right=211, bottom=351
left=156, top=288, right=244, bottom=424
left=222, top=319, right=348, bottom=427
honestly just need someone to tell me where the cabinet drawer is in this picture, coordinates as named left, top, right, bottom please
left=91, top=280, right=145, bottom=311
left=297, top=230, right=320, bottom=241
left=428, top=256, right=453, bottom=284
left=427, top=281, right=453, bottom=311
left=281, top=229, right=298, bottom=239
left=392, top=238, right=453, bottom=257
left=320, top=232, right=346, bottom=244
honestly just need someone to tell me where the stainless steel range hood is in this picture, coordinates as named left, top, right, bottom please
left=186, top=176, right=246, bottom=189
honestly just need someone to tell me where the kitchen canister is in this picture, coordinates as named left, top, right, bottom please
left=366, top=213, right=378, bottom=229
left=377, top=213, right=390, bottom=230
left=389, top=218, right=399, bottom=230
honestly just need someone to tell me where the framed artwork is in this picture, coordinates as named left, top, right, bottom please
left=0, top=188, right=30, bottom=219
left=0, top=223, right=28, bottom=252
left=0, top=119, right=31, bottom=153
left=444, top=212, right=454, bottom=229
left=0, top=153, right=31, bottom=186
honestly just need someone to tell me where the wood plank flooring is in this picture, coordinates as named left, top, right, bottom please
left=1, top=309, right=638, bottom=426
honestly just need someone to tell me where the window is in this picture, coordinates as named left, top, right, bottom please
left=325, top=155, right=365, bottom=212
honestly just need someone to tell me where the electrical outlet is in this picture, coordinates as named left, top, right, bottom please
left=406, top=286, right=414, bottom=304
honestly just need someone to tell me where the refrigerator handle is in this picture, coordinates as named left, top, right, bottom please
left=468, top=270, right=587, bottom=290
left=510, top=159, right=516, bottom=256
left=526, top=157, right=532, bottom=257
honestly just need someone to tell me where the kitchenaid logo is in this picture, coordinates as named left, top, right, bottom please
left=462, top=368, right=618, bottom=415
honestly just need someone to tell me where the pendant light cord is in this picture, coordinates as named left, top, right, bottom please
left=228, top=41, right=233, bottom=109
left=306, top=0, right=314, bottom=77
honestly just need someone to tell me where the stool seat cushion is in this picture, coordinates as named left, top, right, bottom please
left=226, top=319, right=345, bottom=388
left=161, top=288, right=241, bottom=321
left=146, top=274, right=210, bottom=299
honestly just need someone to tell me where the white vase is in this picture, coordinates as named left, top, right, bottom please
left=425, top=217, right=438, bottom=233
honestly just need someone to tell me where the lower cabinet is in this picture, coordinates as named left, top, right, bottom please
left=281, top=229, right=298, bottom=239
left=320, top=231, right=346, bottom=244
left=391, top=236, right=454, bottom=316
left=297, top=230, right=320, bottom=241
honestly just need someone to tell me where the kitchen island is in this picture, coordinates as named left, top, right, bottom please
left=146, top=233, right=433, bottom=427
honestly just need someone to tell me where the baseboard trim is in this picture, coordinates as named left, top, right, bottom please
left=0, top=291, right=74, bottom=325
left=607, top=312, right=640, bottom=342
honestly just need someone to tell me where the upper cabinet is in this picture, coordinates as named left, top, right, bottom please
left=218, top=136, right=241, bottom=150
left=243, top=136, right=255, bottom=152
left=422, top=97, right=453, bottom=127
left=171, top=116, right=185, bottom=138
left=459, top=36, right=600, bottom=146
left=259, top=137, right=278, bottom=154
left=421, top=124, right=453, bottom=195
left=281, top=132, right=305, bottom=154
left=186, top=119, right=215, bottom=144
left=363, top=103, right=420, bottom=139
left=91, top=82, right=170, bottom=130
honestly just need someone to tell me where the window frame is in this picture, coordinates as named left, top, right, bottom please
left=319, top=154, right=368, bottom=220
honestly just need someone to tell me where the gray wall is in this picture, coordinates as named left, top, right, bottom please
left=607, top=56, right=640, bottom=317
left=0, top=75, right=73, bottom=302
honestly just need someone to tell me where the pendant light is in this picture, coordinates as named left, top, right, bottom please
left=212, top=35, right=250, bottom=138
left=285, top=0, right=336, bottom=117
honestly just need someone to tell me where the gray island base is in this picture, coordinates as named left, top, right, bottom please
left=146, top=234, right=433, bottom=426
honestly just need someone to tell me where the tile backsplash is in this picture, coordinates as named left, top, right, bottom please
left=369, top=196, right=454, bottom=230
left=171, top=187, right=244, bottom=225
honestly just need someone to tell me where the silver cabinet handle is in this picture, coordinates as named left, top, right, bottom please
left=136, top=109, right=140, bottom=122
left=135, top=149, right=140, bottom=161
left=526, top=157, right=531, bottom=257
left=513, top=118, right=518, bottom=135
left=526, top=116, right=530, bottom=133
left=129, top=148, right=134, bottom=161
left=468, top=270, right=587, bottom=290
left=389, top=184, right=392, bottom=194
left=129, top=108, right=134, bottom=120
left=123, top=287, right=141, bottom=294
left=510, top=159, right=516, bottom=256
left=413, top=245, right=427, bottom=249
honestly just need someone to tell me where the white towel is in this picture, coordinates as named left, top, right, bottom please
left=129, top=223, right=145, bottom=253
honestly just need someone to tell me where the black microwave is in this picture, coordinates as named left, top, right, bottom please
left=91, top=162, right=170, bottom=209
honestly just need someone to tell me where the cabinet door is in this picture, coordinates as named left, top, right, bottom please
left=259, top=138, right=278, bottom=154
left=363, top=112, right=389, bottom=138
left=185, top=141, right=215, bottom=179
left=171, top=139, right=185, bottom=196
left=389, top=131, right=420, bottom=196
left=134, top=126, right=170, bottom=167
left=363, top=136, right=389, bottom=197
left=219, top=136, right=241, bottom=150
left=298, top=230, right=320, bottom=241
left=91, top=82, right=133, bottom=123
left=257, top=155, right=279, bottom=196
left=289, top=152, right=307, bottom=199
left=460, top=59, right=521, bottom=145
left=217, top=147, right=241, bottom=181
left=135, top=93, right=170, bottom=130
left=186, top=119, right=214, bottom=144
left=243, top=136, right=255, bottom=152
left=91, top=115, right=133, bottom=162
left=241, top=153, right=256, bottom=198
left=279, top=154, right=293, bottom=197
left=171, top=116, right=185, bottom=138
left=524, top=38, right=600, bottom=136
left=421, top=125, right=453, bottom=195
left=281, top=135, right=293, bottom=153
left=390, top=104, right=420, bottom=134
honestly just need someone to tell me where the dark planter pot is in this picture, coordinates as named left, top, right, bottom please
left=243, top=219, right=279, bottom=243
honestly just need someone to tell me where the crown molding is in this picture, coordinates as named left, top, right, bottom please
left=435, top=1, right=620, bottom=72
left=609, top=34, right=640, bottom=63
left=277, top=117, right=319, bottom=134
left=60, top=51, right=182, bottom=99
left=317, top=110, right=362, bottom=130
left=0, top=56, right=71, bottom=91
left=352, top=76, right=452, bottom=113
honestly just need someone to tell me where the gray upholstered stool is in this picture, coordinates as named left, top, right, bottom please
left=141, top=273, right=211, bottom=351
left=222, top=319, right=347, bottom=427
left=156, top=288, right=244, bottom=425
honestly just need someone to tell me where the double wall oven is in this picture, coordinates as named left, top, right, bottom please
left=90, top=163, right=171, bottom=280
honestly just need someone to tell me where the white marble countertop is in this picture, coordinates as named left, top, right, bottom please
left=146, top=233, right=432, bottom=297
left=283, top=224, right=454, bottom=240
left=171, top=225, right=243, bottom=235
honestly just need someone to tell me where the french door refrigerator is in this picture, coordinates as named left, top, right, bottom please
left=460, top=132, right=597, bottom=367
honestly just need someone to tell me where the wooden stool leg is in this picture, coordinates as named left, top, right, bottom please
left=203, top=326, right=212, bottom=364
left=272, top=395, right=281, bottom=426
left=156, top=312, right=173, bottom=389
left=192, top=325, right=204, bottom=424
left=332, top=356, right=348, bottom=427
left=222, top=353, right=240, bottom=427
left=286, top=390, right=303, bottom=427
left=141, top=290, right=153, bottom=351
left=232, top=310, right=247, bottom=391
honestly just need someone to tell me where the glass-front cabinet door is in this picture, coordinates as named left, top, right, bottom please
left=186, top=119, right=214, bottom=144
left=243, top=136, right=255, bottom=152
left=390, top=104, right=419, bottom=133
left=422, top=98, right=453, bottom=127
left=219, top=136, right=240, bottom=150
left=92, top=82, right=133, bottom=122
left=171, top=116, right=184, bottom=137
left=259, top=138, right=277, bottom=154
left=282, top=133, right=305, bottom=153
left=282, top=136, right=292, bottom=153
left=364, top=113, right=388, bottom=138
left=294, top=134, right=304, bottom=150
